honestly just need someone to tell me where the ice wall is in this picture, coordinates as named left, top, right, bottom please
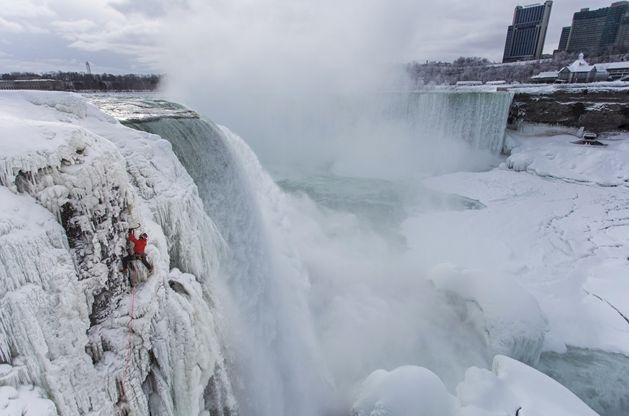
left=0, top=91, right=235, bottom=415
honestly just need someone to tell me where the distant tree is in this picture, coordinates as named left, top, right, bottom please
left=0, top=71, right=162, bottom=91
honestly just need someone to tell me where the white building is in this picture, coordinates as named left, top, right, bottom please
left=557, top=53, right=608, bottom=83
left=596, top=61, right=629, bottom=80
left=530, top=71, right=559, bottom=83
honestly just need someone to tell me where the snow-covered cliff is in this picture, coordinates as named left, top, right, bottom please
left=0, top=91, right=235, bottom=415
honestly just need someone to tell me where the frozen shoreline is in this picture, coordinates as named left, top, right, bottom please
left=419, top=129, right=629, bottom=356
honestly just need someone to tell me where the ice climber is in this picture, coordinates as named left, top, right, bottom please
left=121, top=229, right=153, bottom=273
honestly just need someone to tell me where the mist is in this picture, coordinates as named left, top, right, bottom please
left=159, top=0, right=509, bottom=179
left=156, top=2, right=515, bottom=415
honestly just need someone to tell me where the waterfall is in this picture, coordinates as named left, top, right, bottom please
left=121, top=90, right=516, bottom=415
left=400, top=91, right=514, bottom=153
left=315, top=90, right=515, bottom=177
left=124, top=117, right=332, bottom=416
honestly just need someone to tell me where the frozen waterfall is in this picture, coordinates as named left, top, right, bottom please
left=123, top=117, right=333, bottom=416
left=0, top=91, right=236, bottom=416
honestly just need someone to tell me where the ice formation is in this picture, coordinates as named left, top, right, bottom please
left=0, top=91, right=235, bottom=415
left=457, top=355, right=599, bottom=416
left=351, top=356, right=598, bottom=416
left=0, top=385, right=56, bottom=416
left=122, top=116, right=332, bottom=416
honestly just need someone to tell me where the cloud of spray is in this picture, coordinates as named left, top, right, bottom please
left=156, top=2, right=519, bottom=413
left=158, top=0, right=510, bottom=177
left=276, top=183, right=502, bottom=411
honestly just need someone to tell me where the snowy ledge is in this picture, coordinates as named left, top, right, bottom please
left=0, top=91, right=231, bottom=415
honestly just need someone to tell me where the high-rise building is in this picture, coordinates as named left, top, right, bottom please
left=617, top=11, right=629, bottom=47
left=566, top=2, right=629, bottom=53
left=557, top=26, right=572, bottom=51
left=502, top=1, right=553, bottom=63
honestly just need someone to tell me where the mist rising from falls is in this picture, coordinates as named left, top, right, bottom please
left=328, top=91, right=514, bottom=177
left=168, top=90, right=514, bottom=179
left=122, top=90, right=517, bottom=415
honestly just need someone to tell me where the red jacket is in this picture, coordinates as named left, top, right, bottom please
left=128, top=233, right=147, bottom=254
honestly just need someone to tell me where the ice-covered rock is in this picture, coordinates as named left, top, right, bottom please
left=0, top=91, right=235, bottom=415
left=457, top=355, right=599, bottom=416
left=428, top=264, right=547, bottom=365
left=352, top=356, right=600, bottom=416
left=505, top=130, right=629, bottom=186
left=0, top=385, right=58, bottom=416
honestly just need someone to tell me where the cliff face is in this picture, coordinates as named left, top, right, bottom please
left=0, top=91, right=235, bottom=415
left=509, top=89, right=629, bottom=133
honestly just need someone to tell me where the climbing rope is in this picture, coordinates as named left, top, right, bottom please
left=120, top=282, right=137, bottom=404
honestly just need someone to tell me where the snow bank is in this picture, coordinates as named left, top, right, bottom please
left=413, top=127, right=629, bottom=413
left=0, top=91, right=234, bottom=415
left=506, top=81, right=629, bottom=95
left=351, top=357, right=598, bottom=416
left=0, top=385, right=57, bottom=416
left=505, top=131, right=629, bottom=187
left=419, top=147, right=629, bottom=355
left=458, top=355, right=599, bottom=416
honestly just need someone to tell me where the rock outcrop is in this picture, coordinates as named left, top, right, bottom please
left=509, top=88, right=629, bottom=133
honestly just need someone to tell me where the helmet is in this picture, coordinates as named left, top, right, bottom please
left=140, top=233, right=148, bottom=239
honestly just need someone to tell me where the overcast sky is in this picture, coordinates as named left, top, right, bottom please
left=0, top=0, right=618, bottom=74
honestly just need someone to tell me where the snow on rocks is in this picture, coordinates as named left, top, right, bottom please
left=0, top=385, right=58, bottom=416
left=505, top=130, right=629, bottom=187
left=352, top=356, right=599, bottom=416
left=457, top=355, right=599, bottom=416
left=408, top=127, right=629, bottom=414
left=0, top=187, right=113, bottom=414
left=0, top=91, right=233, bottom=415
left=418, top=143, right=629, bottom=355
left=148, top=269, right=233, bottom=416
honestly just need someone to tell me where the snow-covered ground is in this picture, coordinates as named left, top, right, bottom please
left=411, top=81, right=629, bottom=94
left=412, top=129, right=629, bottom=356
left=360, top=127, right=629, bottom=415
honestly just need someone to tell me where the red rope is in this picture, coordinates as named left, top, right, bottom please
left=120, top=284, right=137, bottom=403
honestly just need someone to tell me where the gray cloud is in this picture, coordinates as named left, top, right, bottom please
left=51, top=19, right=97, bottom=34
left=0, top=17, right=25, bottom=33
left=0, top=0, right=620, bottom=75
left=0, top=0, right=54, bottom=18
left=0, top=0, right=163, bottom=73
left=155, top=0, right=618, bottom=170
left=109, top=0, right=190, bottom=17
